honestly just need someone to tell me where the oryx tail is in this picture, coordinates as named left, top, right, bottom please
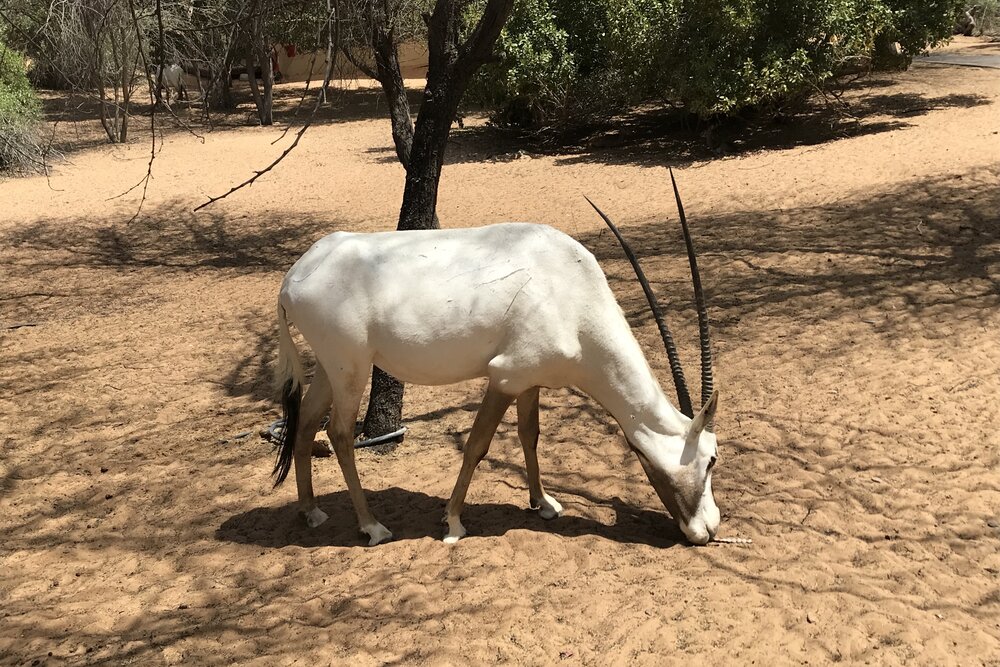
left=272, top=303, right=304, bottom=486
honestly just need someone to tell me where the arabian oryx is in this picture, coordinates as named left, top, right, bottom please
left=272, top=171, right=723, bottom=545
left=151, top=64, right=188, bottom=106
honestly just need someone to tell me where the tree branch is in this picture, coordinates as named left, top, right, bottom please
left=194, top=125, right=309, bottom=212
left=341, top=43, right=378, bottom=80
left=457, top=0, right=514, bottom=77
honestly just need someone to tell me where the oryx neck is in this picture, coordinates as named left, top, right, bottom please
left=579, top=333, right=689, bottom=450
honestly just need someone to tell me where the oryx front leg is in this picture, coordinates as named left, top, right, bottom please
left=327, top=371, right=392, bottom=546
left=517, top=387, right=562, bottom=520
left=294, top=367, right=333, bottom=528
left=444, top=385, right=514, bottom=543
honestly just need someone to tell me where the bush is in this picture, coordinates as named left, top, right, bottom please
left=656, top=0, right=902, bottom=115
left=470, top=0, right=963, bottom=126
left=468, top=0, right=579, bottom=126
left=973, top=0, right=1000, bottom=35
left=0, top=41, right=44, bottom=173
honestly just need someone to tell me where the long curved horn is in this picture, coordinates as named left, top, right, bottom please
left=585, top=195, right=695, bottom=418
left=669, top=169, right=714, bottom=422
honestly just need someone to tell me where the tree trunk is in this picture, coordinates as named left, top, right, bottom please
left=358, top=24, right=433, bottom=445
left=254, top=35, right=274, bottom=125
left=245, top=50, right=265, bottom=125
left=108, top=27, right=125, bottom=142
left=359, top=0, right=513, bottom=444
left=320, top=0, right=339, bottom=104
left=362, top=366, right=406, bottom=441
left=118, top=47, right=136, bottom=143
left=119, top=96, right=129, bottom=142
left=372, top=34, right=415, bottom=169
left=400, top=0, right=511, bottom=226
left=93, top=45, right=117, bottom=143
left=207, top=68, right=234, bottom=111
left=397, top=89, right=459, bottom=230
left=96, top=84, right=115, bottom=143
left=221, top=76, right=234, bottom=110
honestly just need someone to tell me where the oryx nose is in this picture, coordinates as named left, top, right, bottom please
left=706, top=522, right=719, bottom=542
left=680, top=520, right=712, bottom=545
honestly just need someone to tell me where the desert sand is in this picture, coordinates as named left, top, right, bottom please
left=2, top=37, right=999, bottom=666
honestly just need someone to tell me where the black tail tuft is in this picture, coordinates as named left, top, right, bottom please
left=271, top=379, right=301, bottom=487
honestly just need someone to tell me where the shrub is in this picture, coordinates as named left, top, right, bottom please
left=0, top=40, right=44, bottom=173
left=470, top=0, right=963, bottom=125
left=469, top=0, right=579, bottom=126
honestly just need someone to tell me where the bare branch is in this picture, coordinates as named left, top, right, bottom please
left=112, top=0, right=162, bottom=223
left=456, top=0, right=514, bottom=76
left=196, top=3, right=343, bottom=213
left=193, top=124, right=311, bottom=212
left=272, top=0, right=340, bottom=144
left=341, top=43, right=378, bottom=80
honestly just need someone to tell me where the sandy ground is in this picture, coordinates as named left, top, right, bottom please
left=2, top=38, right=1000, bottom=666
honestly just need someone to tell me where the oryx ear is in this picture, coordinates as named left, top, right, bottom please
left=682, top=390, right=718, bottom=463
left=688, top=389, right=719, bottom=439
left=693, top=389, right=719, bottom=433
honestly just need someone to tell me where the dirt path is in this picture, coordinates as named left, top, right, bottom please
left=2, top=40, right=999, bottom=665
left=918, top=37, right=1000, bottom=68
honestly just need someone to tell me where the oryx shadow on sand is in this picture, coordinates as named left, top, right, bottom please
left=216, top=486, right=686, bottom=549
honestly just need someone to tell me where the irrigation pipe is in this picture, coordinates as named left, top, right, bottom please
left=265, top=418, right=407, bottom=449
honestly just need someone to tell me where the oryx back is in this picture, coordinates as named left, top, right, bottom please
left=279, top=223, right=617, bottom=394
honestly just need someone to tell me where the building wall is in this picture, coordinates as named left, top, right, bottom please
left=274, top=43, right=429, bottom=83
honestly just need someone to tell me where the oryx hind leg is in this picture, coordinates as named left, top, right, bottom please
left=295, top=365, right=334, bottom=528
left=516, top=387, right=563, bottom=520
left=326, top=367, right=392, bottom=546
left=443, top=383, right=514, bottom=543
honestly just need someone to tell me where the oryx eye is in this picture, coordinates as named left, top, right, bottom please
left=707, top=455, right=717, bottom=471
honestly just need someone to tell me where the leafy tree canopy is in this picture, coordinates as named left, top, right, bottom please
left=470, top=0, right=962, bottom=124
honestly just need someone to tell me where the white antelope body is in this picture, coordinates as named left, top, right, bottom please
left=273, top=178, right=722, bottom=545
left=152, top=64, right=188, bottom=105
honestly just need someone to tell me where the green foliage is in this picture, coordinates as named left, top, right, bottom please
left=469, top=0, right=578, bottom=125
left=471, top=0, right=963, bottom=125
left=659, top=0, right=893, bottom=115
left=0, top=40, right=43, bottom=173
left=870, top=0, right=959, bottom=63
left=0, top=44, right=39, bottom=115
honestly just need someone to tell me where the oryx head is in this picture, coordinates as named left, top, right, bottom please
left=587, top=169, right=721, bottom=545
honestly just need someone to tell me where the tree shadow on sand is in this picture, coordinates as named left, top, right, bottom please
left=3, top=166, right=998, bottom=404
left=444, top=83, right=992, bottom=169
left=575, top=165, right=1000, bottom=343
left=39, top=65, right=992, bottom=170
left=2, top=199, right=332, bottom=275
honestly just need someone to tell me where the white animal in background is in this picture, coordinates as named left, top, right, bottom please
left=151, top=64, right=187, bottom=105
left=271, top=171, right=723, bottom=546
left=955, top=6, right=978, bottom=35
